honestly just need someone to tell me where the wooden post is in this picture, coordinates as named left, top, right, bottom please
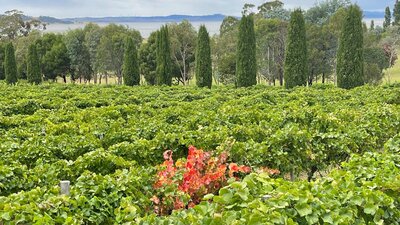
left=60, top=180, right=70, bottom=196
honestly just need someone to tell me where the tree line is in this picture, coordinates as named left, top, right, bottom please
left=0, top=0, right=399, bottom=89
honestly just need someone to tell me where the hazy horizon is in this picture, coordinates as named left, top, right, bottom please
left=0, top=0, right=394, bottom=18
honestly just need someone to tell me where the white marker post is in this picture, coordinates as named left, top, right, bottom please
left=60, top=180, right=70, bottom=196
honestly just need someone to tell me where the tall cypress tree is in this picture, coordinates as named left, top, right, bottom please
left=236, top=15, right=257, bottom=87
left=27, top=44, right=42, bottom=84
left=394, top=0, right=400, bottom=25
left=337, top=5, right=364, bottom=89
left=122, top=37, right=140, bottom=86
left=4, top=43, right=17, bottom=85
left=0, top=44, right=5, bottom=80
left=195, top=25, right=212, bottom=88
left=284, top=9, right=308, bottom=89
left=384, top=6, right=391, bottom=29
left=156, top=25, right=172, bottom=86
left=370, top=20, right=375, bottom=30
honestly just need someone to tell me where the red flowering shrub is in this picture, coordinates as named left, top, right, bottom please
left=151, top=146, right=251, bottom=215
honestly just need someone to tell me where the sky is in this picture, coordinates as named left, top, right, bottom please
left=0, top=0, right=394, bottom=18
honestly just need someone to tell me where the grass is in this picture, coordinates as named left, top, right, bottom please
left=384, top=61, right=400, bottom=83
left=384, top=49, right=400, bottom=84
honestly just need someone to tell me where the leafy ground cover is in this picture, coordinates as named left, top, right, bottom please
left=0, top=83, right=399, bottom=224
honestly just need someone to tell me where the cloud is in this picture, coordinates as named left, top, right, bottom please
left=0, top=0, right=392, bottom=18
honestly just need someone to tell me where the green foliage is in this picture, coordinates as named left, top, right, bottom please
left=364, top=63, right=383, bottom=85
left=384, top=6, right=392, bottom=29
left=156, top=26, right=173, bottom=86
left=307, top=24, right=336, bottom=85
left=236, top=15, right=257, bottom=87
left=195, top=25, right=212, bottom=88
left=305, top=0, right=351, bottom=25
left=42, top=42, right=70, bottom=81
left=0, top=84, right=399, bottom=223
left=122, top=38, right=140, bottom=86
left=394, top=0, right=400, bottom=26
left=17, top=63, right=26, bottom=80
left=220, top=16, right=239, bottom=36
left=83, top=23, right=102, bottom=77
left=284, top=9, right=308, bottom=88
left=213, top=18, right=239, bottom=85
left=0, top=168, right=154, bottom=224
left=94, top=24, right=142, bottom=85
left=0, top=44, right=4, bottom=80
left=258, top=0, right=290, bottom=21
left=142, top=151, right=400, bottom=224
left=0, top=10, right=45, bottom=40
left=337, top=5, right=364, bottom=89
left=4, top=42, right=17, bottom=84
left=13, top=31, right=41, bottom=81
left=254, top=18, right=287, bottom=86
left=364, top=47, right=389, bottom=84
left=26, top=44, right=42, bottom=84
left=64, top=29, right=93, bottom=82
left=169, top=20, right=197, bottom=85
left=139, top=31, right=158, bottom=85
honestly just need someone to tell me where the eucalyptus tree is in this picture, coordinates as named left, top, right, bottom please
left=169, top=20, right=197, bottom=85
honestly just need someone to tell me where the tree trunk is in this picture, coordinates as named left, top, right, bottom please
left=105, top=72, right=108, bottom=85
left=94, top=73, right=98, bottom=84
left=322, top=72, right=325, bottom=84
left=290, top=171, right=295, bottom=181
left=118, top=71, right=122, bottom=85
left=315, top=73, right=318, bottom=84
left=63, top=75, right=67, bottom=83
left=183, top=51, right=187, bottom=85
left=267, top=46, right=271, bottom=85
left=307, top=166, right=318, bottom=182
left=279, top=67, right=283, bottom=86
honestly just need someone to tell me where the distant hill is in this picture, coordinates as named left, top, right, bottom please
left=39, top=16, right=73, bottom=24
left=25, top=11, right=382, bottom=25
left=21, top=15, right=73, bottom=24
left=61, top=14, right=226, bottom=23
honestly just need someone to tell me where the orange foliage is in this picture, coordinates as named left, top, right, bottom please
left=151, top=146, right=251, bottom=215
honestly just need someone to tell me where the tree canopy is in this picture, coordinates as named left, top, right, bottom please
left=337, top=5, right=364, bottom=89
left=284, top=9, right=308, bottom=88
left=195, top=25, right=212, bottom=88
left=236, top=15, right=257, bottom=87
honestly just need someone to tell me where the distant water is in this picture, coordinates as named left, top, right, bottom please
left=44, top=19, right=383, bottom=38
left=45, top=21, right=222, bottom=38
left=364, top=18, right=384, bottom=27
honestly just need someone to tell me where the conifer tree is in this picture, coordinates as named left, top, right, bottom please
left=4, top=43, right=17, bottom=85
left=284, top=9, right=308, bottom=89
left=370, top=20, right=375, bottom=30
left=195, top=25, right=212, bottom=88
left=337, top=5, right=364, bottom=89
left=122, top=37, right=140, bottom=86
left=394, top=0, right=400, bottom=25
left=156, top=25, right=172, bottom=86
left=27, top=44, right=42, bottom=84
left=0, top=44, right=5, bottom=80
left=384, top=6, right=391, bottom=29
left=235, top=15, right=257, bottom=87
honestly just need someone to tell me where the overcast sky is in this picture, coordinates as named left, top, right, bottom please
left=0, top=0, right=394, bottom=18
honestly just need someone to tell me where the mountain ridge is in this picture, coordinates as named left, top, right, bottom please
left=26, top=11, right=384, bottom=24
